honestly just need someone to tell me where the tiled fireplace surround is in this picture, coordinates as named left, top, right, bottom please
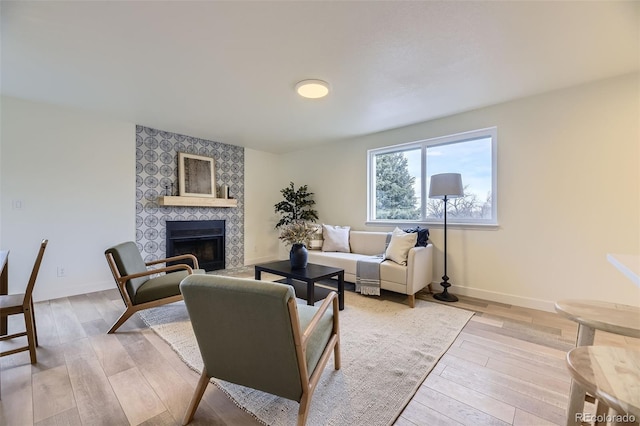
left=135, top=125, right=244, bottom=268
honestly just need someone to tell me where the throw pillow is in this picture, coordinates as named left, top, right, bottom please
left=321, top=224, right=351, bottom=252
left=403, top=226, right=429, bottom=247
left=385, top=227, right=418, bottom=265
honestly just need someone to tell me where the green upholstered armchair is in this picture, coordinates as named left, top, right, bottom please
left=104, top=241, right=203, bottom=334
left=180, top=274, right=341, bottom=426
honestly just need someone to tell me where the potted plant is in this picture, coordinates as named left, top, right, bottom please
left=274, top=182, right=319, bottom=229
left=278, top=221, right=317, bottom=269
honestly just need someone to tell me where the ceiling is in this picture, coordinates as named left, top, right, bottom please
left=2, top=1, right=638, bottom=154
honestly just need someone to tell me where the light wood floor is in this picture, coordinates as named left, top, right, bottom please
left=1, top=280, right=638, bottom=426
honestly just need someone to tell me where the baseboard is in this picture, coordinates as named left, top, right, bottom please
left=244, top=254, right=279, bottom=266
left=34, top=280, right=115, bottom=303
left=431, top=282, right=556, bottom=312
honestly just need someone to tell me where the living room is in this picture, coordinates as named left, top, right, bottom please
left=1, top=0, right=638, bottom=309
left=1, top=1, right=639, bottom=425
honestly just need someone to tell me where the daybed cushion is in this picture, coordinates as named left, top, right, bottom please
left=348, top=231, right=389, bottom=256
left=380, top=260, right=407, bottom=284
left=384, top=228, right=417, bottom=266
left=307, top=251, right=371, bottom=276
left=322, top=224, right=351, bottom=252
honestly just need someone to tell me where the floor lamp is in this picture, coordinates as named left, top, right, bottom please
left=428, top=173, right=463, bottom=302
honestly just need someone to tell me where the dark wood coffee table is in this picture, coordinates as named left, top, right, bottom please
left=254, top=261, right=344, bottom=310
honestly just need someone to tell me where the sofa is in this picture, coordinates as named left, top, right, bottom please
left=307, top=228, right=433, bottom=308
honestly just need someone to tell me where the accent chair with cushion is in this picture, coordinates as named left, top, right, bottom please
left=180, top=274, right=341, bottom=426
left=104, top=241, right=203, bottom=334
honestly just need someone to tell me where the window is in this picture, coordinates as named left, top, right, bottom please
left=368, top=127, right=497, bottom=225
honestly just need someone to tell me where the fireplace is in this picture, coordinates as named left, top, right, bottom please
left=166, top=220, right=225, bottom=272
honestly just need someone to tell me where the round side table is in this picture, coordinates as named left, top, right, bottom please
left=555, top=300, right=640, bottom=426
left=566, top=346, right=640, bottom=424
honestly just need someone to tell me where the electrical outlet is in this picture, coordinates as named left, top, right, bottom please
left=57, top=266, right=66, bottom=277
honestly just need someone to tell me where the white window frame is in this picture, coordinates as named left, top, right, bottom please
left=367, top=127, right=498, bottom=227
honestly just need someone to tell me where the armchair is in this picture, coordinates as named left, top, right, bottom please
left=104, top=241, right=203, bottom=334
left=180, top=274, right=340, bottom=426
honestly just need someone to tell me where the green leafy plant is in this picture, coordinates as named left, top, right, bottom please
left=274, top=182, right=319, bottom=229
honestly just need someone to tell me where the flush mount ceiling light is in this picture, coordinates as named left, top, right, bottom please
left=295, top=79, right=330, bottom=99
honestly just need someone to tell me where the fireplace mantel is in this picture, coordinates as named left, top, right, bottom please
left=157, top=196, right=237, bottom=208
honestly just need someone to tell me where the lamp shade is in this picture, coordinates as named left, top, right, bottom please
left=428, top=173, right=464, bottom=199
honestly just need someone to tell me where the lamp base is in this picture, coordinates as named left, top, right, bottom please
left=433, top=278, right=458, bottom=302
left=433, top=290, right=458, bottom=303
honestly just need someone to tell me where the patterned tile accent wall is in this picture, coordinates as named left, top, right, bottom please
left=135, top=125, right=244, bottom=268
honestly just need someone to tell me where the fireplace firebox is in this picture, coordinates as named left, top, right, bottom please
left=166, top=220, right=225, bottom=272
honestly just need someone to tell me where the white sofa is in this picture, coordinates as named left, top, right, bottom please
left=307, top=230, right=433, bottom=308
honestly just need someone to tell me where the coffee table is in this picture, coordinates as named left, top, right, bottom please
left=254, top=261, right=344, bottom=310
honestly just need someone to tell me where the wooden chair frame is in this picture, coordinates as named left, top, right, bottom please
left=105, top=251, right=199, bottom=334
left=0, top=239, right=48, bottom=364
left=182, top=291, right=341, bottom=426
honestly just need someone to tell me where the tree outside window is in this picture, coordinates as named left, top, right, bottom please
left=375, top=150, right=420, bottom=220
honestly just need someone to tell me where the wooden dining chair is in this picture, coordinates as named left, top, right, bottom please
left=0, top=239, right=48, bottom=364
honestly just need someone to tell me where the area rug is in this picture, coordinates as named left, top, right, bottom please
left=139, top=291, right=473, bottom=425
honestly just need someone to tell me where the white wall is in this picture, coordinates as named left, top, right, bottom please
left=244, top=148, right=282, bottom=264
left=0, top=96, right=135, bottom=301
left=279, top=73, right=640, bottom=311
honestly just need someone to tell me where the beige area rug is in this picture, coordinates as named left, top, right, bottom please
left=139, top=290, right=473, bottom=426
